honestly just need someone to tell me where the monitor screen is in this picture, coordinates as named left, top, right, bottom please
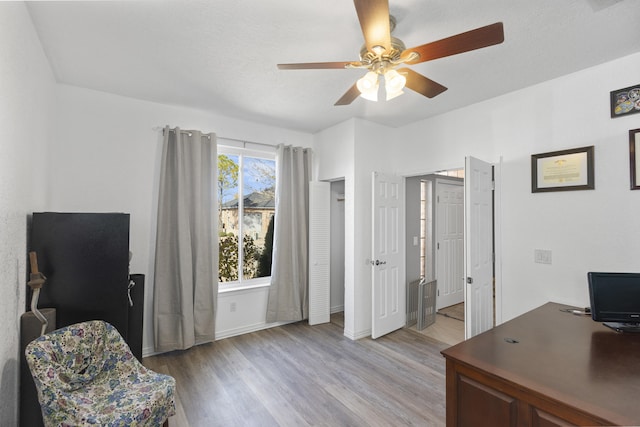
left=588, top=272, right=640, bottom=323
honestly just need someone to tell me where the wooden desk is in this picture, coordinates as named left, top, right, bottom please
left=441, top=302, right=640, bottom=426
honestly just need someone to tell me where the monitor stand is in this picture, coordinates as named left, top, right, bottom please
left=603, top=322, right=640, bottom=333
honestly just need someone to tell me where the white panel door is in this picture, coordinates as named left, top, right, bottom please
left=309, top=181, right=331, bottom=325
left=436, top=181, right=464, bottom=309
left=372, top=172, right=405, bottom=339
left=465, top=157, right=494, bottom=338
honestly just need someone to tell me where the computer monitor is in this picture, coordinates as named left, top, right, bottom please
left=588, top=272, right=640, bottom=333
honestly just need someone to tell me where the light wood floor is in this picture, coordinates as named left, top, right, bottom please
left=144, top=315, right=452, bottom=427
left=415, top=312, right=465, bottom=347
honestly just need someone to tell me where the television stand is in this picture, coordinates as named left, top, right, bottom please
left=603, top=321, right=640, bottom=333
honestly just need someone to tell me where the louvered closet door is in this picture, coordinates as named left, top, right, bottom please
left=309, top=181, right=331, bottom=325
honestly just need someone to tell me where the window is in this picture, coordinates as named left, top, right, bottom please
left=435, top=168, right=465, bottom=179
left=218, top=146, right=276, bottom=290
left=420, top=179, right=433, bottom=280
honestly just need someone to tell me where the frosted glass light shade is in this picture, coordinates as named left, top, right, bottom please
left=357, top=71, right=379, bottom=101
left=384, top=69, right=406, bottom=100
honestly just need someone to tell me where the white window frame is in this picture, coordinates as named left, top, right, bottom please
left=217, top=142, right=276, bottom=292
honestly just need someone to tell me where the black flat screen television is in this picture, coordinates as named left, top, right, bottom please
left=588, top=272, right=640, bottom=333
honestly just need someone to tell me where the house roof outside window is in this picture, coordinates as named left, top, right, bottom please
left=222, top=189, right=275, bottom=210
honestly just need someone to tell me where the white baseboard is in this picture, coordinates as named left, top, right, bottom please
left=143, top=320, right=295, bottom=358
left=343, top=327, right=371, bottom=340
left=142, top=345, right=157, bottom=358
left=214, top=320, right=293, bottom=341
left=330, top=305, right=344, bottom=313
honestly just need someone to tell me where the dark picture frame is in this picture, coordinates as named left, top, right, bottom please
left=531, top=146, right=594, bottom=193
left=610, top=84, right=640, bottom=118
left=630, top=129, right=640, bottom=190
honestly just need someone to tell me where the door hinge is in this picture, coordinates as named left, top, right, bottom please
left=491, top=180, right=495, bottom=190
left=437, top=242, right=440, bottom=250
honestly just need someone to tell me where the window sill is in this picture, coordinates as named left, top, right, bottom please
left=218, top=279, right=271, bottom=294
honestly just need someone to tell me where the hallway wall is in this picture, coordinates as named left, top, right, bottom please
left=396, top=52, right=640, bottom=322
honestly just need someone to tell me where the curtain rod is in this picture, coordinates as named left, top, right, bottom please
left=218, top=136, right=277, bottom=150
left=154, top=126, right=277, bottom=149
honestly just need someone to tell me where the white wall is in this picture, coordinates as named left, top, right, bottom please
left=313, top=119, right=357, bottom=336
left=0, top=3, right=55, bottom=423
left=313, top=52, right=640, bottom=333
left=315, top=119, right=398, bottom=338
left=352, top=119, right=400, bottom=336
left=50, top=84, right=313, bottom=355
left=396, top=52, right=640, bottom=322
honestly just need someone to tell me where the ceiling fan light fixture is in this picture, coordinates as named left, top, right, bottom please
left=384, top=69, right=406, bottom=101
left=384, top=69, right=406, bottom=91
left=372, top=45, right=386, bottom=56
left=359, top=85, right=379, bottom=101
left=357, top=71, right=379, bottom=101
left=385, top=88, right=404, bottom=101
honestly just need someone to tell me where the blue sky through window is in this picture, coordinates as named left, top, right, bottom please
left=220, top=154, right=275, bottom=204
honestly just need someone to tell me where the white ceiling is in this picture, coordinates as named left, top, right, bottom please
left=26, top=0, right=640, bottom=134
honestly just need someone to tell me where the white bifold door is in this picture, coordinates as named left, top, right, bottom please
left=308, top=181, right=331, bottom=325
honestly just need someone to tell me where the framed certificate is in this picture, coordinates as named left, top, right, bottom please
left=531, top=146, right=594, bottom=193
left=630, top=129, right=640, bottom=190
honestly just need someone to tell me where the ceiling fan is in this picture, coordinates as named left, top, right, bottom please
left=277, top=0, right=504, bottom=105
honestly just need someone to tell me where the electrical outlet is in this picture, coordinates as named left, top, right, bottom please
left=230, top=302, right=237, bottom=312
left=534, top=249, right=552, bottom=264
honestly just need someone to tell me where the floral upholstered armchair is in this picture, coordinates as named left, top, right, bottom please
left=25, top=320, right=176, bottom=426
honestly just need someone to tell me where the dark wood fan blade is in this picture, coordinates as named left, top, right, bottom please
left=278, top=61, right=358, bottom=70
left=335, top=83, right=361, bottom=106
left=401, top=22, right=504, bottom=64
left=354, top=0, right=391, bottom=54
left=400, top=68, right=447, bottom=98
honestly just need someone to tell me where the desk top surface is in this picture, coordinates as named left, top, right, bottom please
left=441, top=302, right=640, bottom=425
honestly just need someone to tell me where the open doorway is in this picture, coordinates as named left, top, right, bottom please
left=329, top=180, right=345, bottom=327
left=405, top=169, right=465, bottom=345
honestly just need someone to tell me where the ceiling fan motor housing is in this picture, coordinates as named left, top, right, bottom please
left=359, top=36, right=406, bottom=71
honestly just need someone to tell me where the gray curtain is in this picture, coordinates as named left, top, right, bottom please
left=266, top=144, right=312, bottom=322
left=153, top=126, right=218, bottom=352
